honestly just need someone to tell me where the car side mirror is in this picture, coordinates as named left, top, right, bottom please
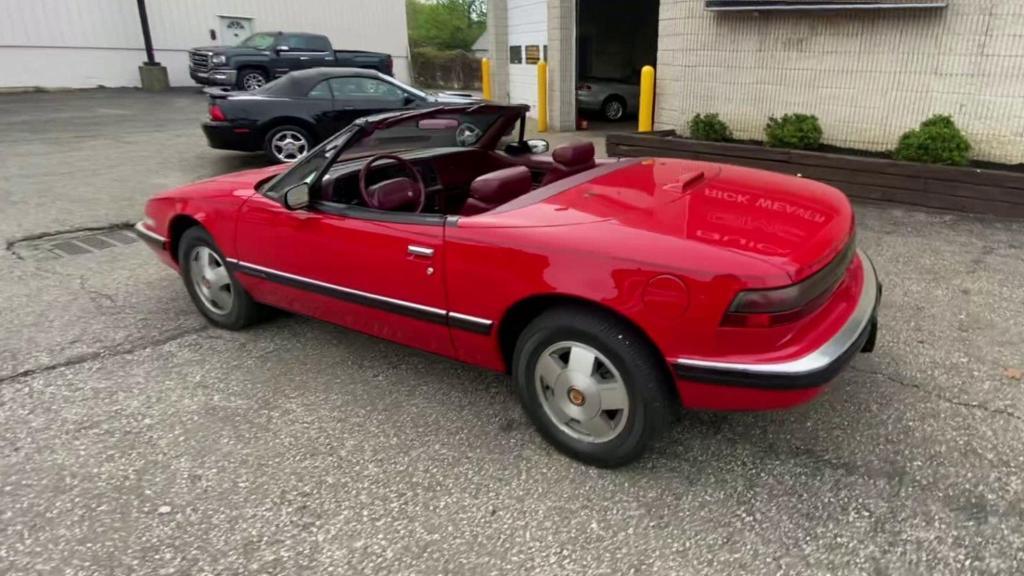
left=283, top=183, right=310, bottom=210
left=526, top=139, right=549, bottom=154
left=276, top=45, right=290, bottom=54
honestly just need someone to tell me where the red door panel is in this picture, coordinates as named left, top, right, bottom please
left=232, top=194, right=453, bottom=357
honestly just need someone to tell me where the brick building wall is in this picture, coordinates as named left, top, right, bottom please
left=655, top=1, right=1024, bottom=164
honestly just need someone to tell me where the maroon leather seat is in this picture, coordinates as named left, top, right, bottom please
left=540, top=141, right=596, bottom=186
left=461, top=166, right=532, bottom=216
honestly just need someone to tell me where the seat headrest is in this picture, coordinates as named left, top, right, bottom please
left=367, top=177, right=419, bottom=211
left=552, top=141, right=595, bottom=167
left=470, top=166, right=533, bottom=204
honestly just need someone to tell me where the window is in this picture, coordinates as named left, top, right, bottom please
left=525, top=45, right=540, bottom=65
left=509, top=45, right=523, bottom=65
left=239, top=33, right=275, bottom=49
left=307, top=80, right=332, bottom=99
left=282, top=34, right=330, bottom=52
left=329, top=77, right=405, bottom=100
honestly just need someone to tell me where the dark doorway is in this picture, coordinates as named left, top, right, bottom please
left=576, top=0, right=660, bottom=122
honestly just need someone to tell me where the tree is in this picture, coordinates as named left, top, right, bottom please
left=407, top=0, right=487, bottom=51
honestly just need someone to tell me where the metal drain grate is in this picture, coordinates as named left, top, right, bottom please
left=9, top=227, right=138, bottom=261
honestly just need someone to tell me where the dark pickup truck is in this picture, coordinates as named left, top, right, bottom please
left=189, top=31, right=393, bottom=91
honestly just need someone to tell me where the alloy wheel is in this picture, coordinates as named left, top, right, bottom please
left=270, top=130, right=309, bottom=162
left=242, top=72, right=266, bottom=91
left=534, top=341, right=630, bottom=443
left=189, top=246, right=233, bottom=314
left=604, top=100, right=624, bottom=120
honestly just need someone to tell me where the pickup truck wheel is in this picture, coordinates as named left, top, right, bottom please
left=238, top=69, right=268, bottom=91
left=264, top=125, right=312, bottom=163
left=512, top=306, right=675, bottom=467
left=178, top=227, right=264, bottom=330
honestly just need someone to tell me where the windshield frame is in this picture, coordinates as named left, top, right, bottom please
left=264, top=104, right=527, bottom=201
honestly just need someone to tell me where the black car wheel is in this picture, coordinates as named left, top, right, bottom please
left=178, top=227, right=263, bottom=330
left=264, top=125, right=312, bottom=163
left=512, top=305, right=675, bottom=467
left=602, top=96, right=626, bottom=121
left=238, top=68, right=268, bottom=91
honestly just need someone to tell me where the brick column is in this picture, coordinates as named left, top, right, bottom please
left=547, top=0, right=576, bottom=131
left=487, top=0, right=510, bottom=104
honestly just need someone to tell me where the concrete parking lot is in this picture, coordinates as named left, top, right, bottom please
left=1, top=88, right=1023, bottom=575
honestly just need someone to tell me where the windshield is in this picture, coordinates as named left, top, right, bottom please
left=339, top=110, right=504, bottom=159
left=263, top=128, right=355, bottom=198
left=266, top=106, right=520, bottom=198
left=239, top=33, right=275, bottom=49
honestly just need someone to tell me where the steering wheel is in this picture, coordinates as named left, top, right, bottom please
left=358, top=154, right=427, bottom=213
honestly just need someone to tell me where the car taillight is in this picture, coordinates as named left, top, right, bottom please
left=209, top=103, right=226, bottom=121
left=722, top=241, right=855, bottom=328
left=577, top=83, right=592, bottom=91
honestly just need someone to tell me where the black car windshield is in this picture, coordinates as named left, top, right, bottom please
left=239, top=33, right=275, bottom=49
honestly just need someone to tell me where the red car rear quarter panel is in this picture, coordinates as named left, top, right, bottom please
left=447, top=158, right=860, bottom=402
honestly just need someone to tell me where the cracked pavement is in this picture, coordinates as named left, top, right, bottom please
left=1, top=89, right=1023, bottom=575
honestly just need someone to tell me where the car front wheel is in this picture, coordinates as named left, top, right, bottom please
left=602, top=96, right=626, bottom=121
left=178, top=226, right=263, bottom=330
left=238, top=69, right=268, bottom=91
left=512, top=306, right=675, bottom=467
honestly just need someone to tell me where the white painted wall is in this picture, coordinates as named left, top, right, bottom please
left=506, top=0, right=547, bottom=116
left=0, top=0, right=410, bottom=89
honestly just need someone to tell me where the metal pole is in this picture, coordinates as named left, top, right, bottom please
left=136, top=0, right=157, bottom=64
left=481, top=58, right=492, bottom=100
left=638, top=65, right=655, bottom=132
left=537, top=60, right=548, bottom=133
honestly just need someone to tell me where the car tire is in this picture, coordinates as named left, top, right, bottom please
left=512, top=305, right=676, bottom=467
left=178, top=226, right=263, bottom=330
left=602, top=96, right=627, bottom=121
left=264, top=125, right=312, bottom=164
left=237, top=68, right=268, bottom=91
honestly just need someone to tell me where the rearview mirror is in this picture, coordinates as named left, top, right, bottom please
left=418, top=118, right=459, bottom=130
left=526, top=139, right=549, bottom=154
left=283, top=183, right=310, bottom=210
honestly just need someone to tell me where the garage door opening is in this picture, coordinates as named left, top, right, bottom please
left=576, top=0, right=660, bottom=124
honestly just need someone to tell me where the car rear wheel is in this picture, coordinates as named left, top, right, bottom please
left=602, top=96, right=626, bottom=121
left=238, top=69, right=268, bottom=91
left=178, top=227, right=263, bottom=330
left=264, top=125, right=312, bottom=163
left=512, top=306, right=675, bottom=467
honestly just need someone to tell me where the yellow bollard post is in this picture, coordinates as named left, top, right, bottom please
left=481, top=57, right=491, bottom=101
left=638, top=65, right=655, bottom=132
left=537, top=60, right=548, bottom=133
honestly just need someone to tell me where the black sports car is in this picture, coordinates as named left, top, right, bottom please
left=202, top=67, right=482, bottom=163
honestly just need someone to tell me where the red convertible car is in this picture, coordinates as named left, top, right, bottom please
left=136, top=104, right=880, bottom=467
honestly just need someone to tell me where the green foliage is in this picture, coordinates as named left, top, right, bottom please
left=411, top=47, right=481, bottom=89
left=688, top=113, right=733, bottom=142
left=893, top=114, right=972, bottom=166
left=764, top=113, right=823, bottom=150
left=407, top=0, right=487, bottom=51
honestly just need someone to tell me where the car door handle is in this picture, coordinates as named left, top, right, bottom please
left=299, top=56, right=310, bottom=60
left=407, top=245, right=434, bottom=258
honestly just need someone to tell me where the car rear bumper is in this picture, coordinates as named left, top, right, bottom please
left=190, top=68, right=236, bottom=86
left=673, top=250, right=881, bottom=394
left=202, top=121, right=260, bottom=152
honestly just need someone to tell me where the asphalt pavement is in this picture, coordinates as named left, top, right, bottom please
left=1, top=88, right=1023, bottom=575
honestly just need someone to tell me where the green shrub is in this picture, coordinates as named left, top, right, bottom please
left=893, top=114, right=971, bottom=166
left=688, top=113, right=733, bottom=142
left=764, top=113, right=823, bottom=150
